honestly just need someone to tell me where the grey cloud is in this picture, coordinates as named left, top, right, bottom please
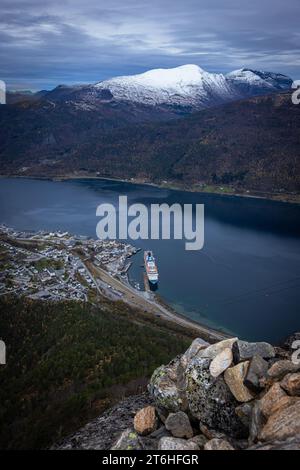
left=0, top=0, right=299, bottom=89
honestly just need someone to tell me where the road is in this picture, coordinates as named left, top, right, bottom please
left=84, top=260, right=228, bottom=343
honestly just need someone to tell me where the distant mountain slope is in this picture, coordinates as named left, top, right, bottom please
left=95, top=64, right=237, bottom=108
left=68, top=92, right=299, bottom=192
left=0, top=92, right=178, bottom=171
left=95, top=64, right=292, bottom=108
left=0, top=91, right=299, bottom=195
left=226, top=68, right=293, bottom=96
left=32, top=91, right=299, bottom=194
left=0, top=65, right=292, bottom=157
left=6, top=64, right=291, bottom=116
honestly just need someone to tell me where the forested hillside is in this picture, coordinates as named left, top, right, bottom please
left=70, top=92, right=299, bottom=192
left=0, top=296, right=192, bottom=449
left=0, top=92, right=299, bottom=194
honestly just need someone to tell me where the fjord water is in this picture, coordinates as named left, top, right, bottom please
left=1, top=177, right=299, bottom=343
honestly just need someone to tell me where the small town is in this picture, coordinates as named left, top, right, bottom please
left=0, top=224, right=138, bottom=302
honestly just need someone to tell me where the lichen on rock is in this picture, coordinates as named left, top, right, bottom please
left=148, top=358, right=186, bottom=412
left=185, top=356, right=247, bottom=438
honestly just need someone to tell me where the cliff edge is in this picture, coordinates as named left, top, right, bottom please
left=55, top=334, right=300, bottom=450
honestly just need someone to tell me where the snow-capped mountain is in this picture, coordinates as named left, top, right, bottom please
left=22, top=65, right=292, bottom=123
left=94, top=64, right=236, bottom=107
left=94, top=64, right=292, bottom=109
left=226, top=68, right=292, bottom=96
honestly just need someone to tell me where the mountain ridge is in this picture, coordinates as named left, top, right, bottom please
left=94, top=64, right=292, bottom=108
left=7, top=64, right=292, bottom=112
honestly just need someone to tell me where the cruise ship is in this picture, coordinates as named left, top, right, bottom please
left=144, top=251, right=159, bottom=285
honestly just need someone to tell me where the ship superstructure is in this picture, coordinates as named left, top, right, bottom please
left=144, top=251, right=158, bottom=284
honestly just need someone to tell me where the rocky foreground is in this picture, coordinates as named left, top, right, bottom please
left=56, top=334, right=300, bottom=450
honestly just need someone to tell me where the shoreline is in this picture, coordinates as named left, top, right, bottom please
left=0, top=223, right=229, bottom=343
left=1, top=173, right=300, bottom=205
left=84, top=258, right=229, bottom=343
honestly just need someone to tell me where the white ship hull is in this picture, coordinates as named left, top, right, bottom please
left=144, top=251, right=158, bottom=284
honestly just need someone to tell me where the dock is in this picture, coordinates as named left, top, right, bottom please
left=143, top=273, right=150, bottom=292
left=122, top=262, right=132, bottom=274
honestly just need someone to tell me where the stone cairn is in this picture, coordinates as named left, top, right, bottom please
left=112, top=334, right=300, bottom=450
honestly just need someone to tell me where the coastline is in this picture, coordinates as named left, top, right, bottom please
left=0, top=222, right=229, bottom=343
left=84, top=257, right=230, bottom=343
left=1, top=176, right=298, bottom=342
left=1, top=173, right=300, bottom=205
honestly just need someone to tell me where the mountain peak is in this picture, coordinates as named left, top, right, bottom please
left=94, top=64, right=231, bottom=107
left=95, top=64, right=207, bottom=90
left=134, top=64, right=207, bottom=86
left=91, top=64, right=291, bottom=108
left=226, top=68, right=292, bottom=90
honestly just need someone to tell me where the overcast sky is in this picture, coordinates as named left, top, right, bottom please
left=1, top=0, right=299, bottom=90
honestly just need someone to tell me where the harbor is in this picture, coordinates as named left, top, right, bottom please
left=1, top=176, right=299, bottom=342
left=0, top=223, right=228, bottom=342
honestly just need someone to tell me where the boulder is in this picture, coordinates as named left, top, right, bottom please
left=259, top=400, right=300, bottom=442
left=158, top=436, right=199, bottom=451
left=199, top=338, right=238, bottom=361
left=249, top=435, right=300, bottom=450
left=233, top=340, right=275, bottom=362
left=204, top=438, right=234, bottom=450
left=267, top=360, right=300, bottom=380
left=224, top=362, right=254, bottom=402
left=138, top=436, right=158, bottom=451
left=165, top=411, right=193, bottom=439
left=259, top=382, right=287, bottom=418
left=199, top=423, right=226, bottom=440
left=249, top=401, right=265, bottom=444
left=149, top=425, right=171, bottom=439
left=209, top=348, right=233, bottom=378
left=267, top=396, right=299, bottom=417
left=280, top=372, right=300, bottom=396
left=180, top=337, right=210, bottom=369
left=111, top=428, right=143, bottom=450
left=243, top=355, right=269, bottom=393
left=188, top=434, right=208, bottom=449
left=185, top=357, right=247, bottom=438
left=134, top=406, right=157, bottom=436
left=235, top=402, right=254, bottom=428
left=148, top=359, right=186, bottom=412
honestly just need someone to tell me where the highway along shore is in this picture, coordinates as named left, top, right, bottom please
left=84, top=259, right=229, bottom=343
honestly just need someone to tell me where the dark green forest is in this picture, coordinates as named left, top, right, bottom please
left=0, top=296, right=192, bottom=449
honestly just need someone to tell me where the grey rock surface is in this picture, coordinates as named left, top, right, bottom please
left=185, top=357, right=247, bottom=438
left=53, top=393, right=153, bottom=450
left=267, top=359, right=300, bottom=380
left=165, top=411, right=193, bottom=438
left=148, top=358, right=186, bottom=412
left=233, top=340, right=275, bottom=362
left=204, top=438, right=235, bottom=450
left=111, top=428, right=143, bottom=450
left=249, top=435, right=300, bottom=450
left=244, top=355, right=269, bottom=392
left=158, top=436, right=199, bottom=450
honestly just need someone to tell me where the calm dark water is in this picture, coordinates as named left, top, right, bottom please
left=1, top=177, right=300, bottom=343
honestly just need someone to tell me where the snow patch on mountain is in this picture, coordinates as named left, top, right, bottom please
left=94, top=64, right=239, bottom=107
left=94, top=65, right=291, bottom=109
left=226, top=68, right=292, bottom=92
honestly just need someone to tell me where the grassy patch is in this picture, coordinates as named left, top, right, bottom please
left=33, top=258, right=64, bottom=272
